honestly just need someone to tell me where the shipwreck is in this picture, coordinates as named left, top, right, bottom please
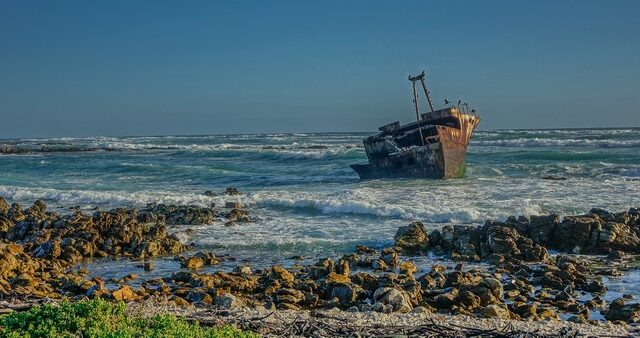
left=351, top=71, right=480, bottom=179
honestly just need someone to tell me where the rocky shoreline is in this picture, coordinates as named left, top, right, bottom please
left=1, top=194, right=640, bottom=336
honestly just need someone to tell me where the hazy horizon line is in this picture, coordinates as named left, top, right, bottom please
left=1, top=126, right=639, bottom=141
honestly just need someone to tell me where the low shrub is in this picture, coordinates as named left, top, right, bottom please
left=0, top=299, right=256, bottom=338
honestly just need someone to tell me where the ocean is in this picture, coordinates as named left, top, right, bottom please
left=2, top=127, right=640, bottom=308
left=1, top=128, right=640, bottom=268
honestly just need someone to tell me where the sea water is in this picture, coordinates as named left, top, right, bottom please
left=1, top=128, right=640, bottom=294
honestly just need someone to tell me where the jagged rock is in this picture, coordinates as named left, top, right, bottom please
left=33, top=240, right=62, bottom=259
left=0, top=198, right=10, bottom=215
left=455, top=290, right=481, bottom=310
left=373, top=287, right=412, bottom=313
left=0, top=217, right=12, bottom=238
left=144, top=204, right=218, bottom=225
left=112, top=285, right=137, bottom=301
left=481, top=221, right=548, bottom=262
left=394, top=222, right=429, bottom=253
left=599, top=222, right=640, bottom=253
left=380, top=248, right=399, bottom=268
left=326, top=270, right=350, bottom=284
left=225, top=187, right=241, bottom=195
left=269, top=266, right=295, bottom=287
left=371, top=258, right=388, bottom=271
left=193, top=252, right=219, bottom=265
left=557, top=216, right=600, bottom=252
left=430, top=225, right=480, bottom=258
left=225, top=208, right=250, bottom=224
left=604, top=298, right=640, bottom=322
left=399, top=261, right=417, bottom=277
left=86, top=284, right=108, bottom=298
left=527, top=214, right=560, bottom=243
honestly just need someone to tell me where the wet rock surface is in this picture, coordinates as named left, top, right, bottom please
left=1, top=197, right=640, bottom=330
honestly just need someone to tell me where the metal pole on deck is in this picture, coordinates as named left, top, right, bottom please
left=411, top=80, right=426, bottom=147
left=419, top=76, right=435, bottom=113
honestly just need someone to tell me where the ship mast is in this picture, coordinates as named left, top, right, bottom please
left=409, top=74, right=425, bottom=147
left=409, top=70, right=435, bottom=146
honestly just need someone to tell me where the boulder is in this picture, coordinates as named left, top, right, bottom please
left=330, top=283, right=356, bottom=304
left=373, top=287, right=412, bottom=313
left=215, top=293, right=244, bottom=309
left=225, top=208, right=250, bottom=224
left=480, top=277, right=504, bottom=300
left=380, top=248, right=399, bottom=268
left=182, top=256, right=204, bottom=269
left=598, top=222, right=640, bottom=253
left=399, top=261, right=417, bottom=278
left=513, top=302, right=537, bottom=319
left=112, top=286, right=137, bottom=301
left=394, top=222, right=429, bottom=253
left=455, top=290, right=481, bottom=310
left=371, top=258, right=388, bottom=271
left=483, top=304, right=512, bottom=319
left=604, top=298, right=640, bottom=322
left=481, top=221, right=548, bottom=262
left=276, top=288, right=304, bottom=304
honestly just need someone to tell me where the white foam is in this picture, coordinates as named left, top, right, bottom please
left=472, top=138, right=640, bottom=148
left=250, top=189, right=487, bottom=223
left=266, top=147, right=359, bottom=160
left=2, top=136, right=364, bottom=157
left=0, top=185, right=236, bottom=209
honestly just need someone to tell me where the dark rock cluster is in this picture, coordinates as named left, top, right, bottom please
left=395, top=221, right=549, bottom=263
left=2, top=197, right=640, bottom=325
left=1, top=200, right=186, bottom=262
left=392, top=208, right=640, bottom=323
left=395, top=207, right=640, bottom=262
left=0, top=196, right=251, bottom=301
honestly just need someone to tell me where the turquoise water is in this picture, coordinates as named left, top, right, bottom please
left=1, top=128, right=640, bottom=263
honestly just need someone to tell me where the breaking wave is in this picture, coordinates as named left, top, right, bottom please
left=0, top=185, right=231, bottom=209
left=249, top=190, right=545, bottom=224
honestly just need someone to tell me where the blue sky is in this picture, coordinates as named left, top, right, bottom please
left=0, top=0, right=638, bottom=138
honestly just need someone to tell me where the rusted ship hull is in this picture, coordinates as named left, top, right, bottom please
left=352, top=108, right=480, bottom=179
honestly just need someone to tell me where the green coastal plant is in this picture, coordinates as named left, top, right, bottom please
left=0, top=299, right=257, bottom=338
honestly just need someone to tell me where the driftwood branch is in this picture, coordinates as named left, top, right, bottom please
left=182, top=309, right=620, bottom=338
